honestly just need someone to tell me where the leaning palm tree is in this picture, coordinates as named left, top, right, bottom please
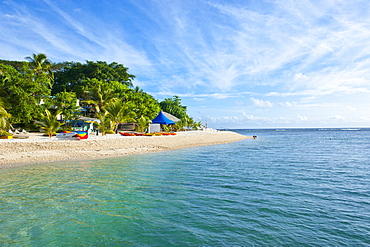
left=35, top=109, right=62, bottom=138
left=0, top=104, right=12, bottom=133
left=105, top=100, right=136, bottom=132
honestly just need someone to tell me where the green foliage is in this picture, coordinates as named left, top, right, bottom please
left=0, top=55, right=196, bottom=132
left=25, top=53, right=51, bottom=70
left=105, top=99, right=136, bottom=132
left=184, top=116, right=195, bottom=130
left=0, top=63, right=51, bottom=124
left=192, top=121, right=203, bottom=130
left=0, top=130, right=12, bottom=136
left=0, top=99, right=12, bottom=131
left=173, top=119, right=186, bottom=131
left=54, top=91, right=80, bottom=121
left=96, top=111, right=110, bottom=135
left=135, top=115, right=151, bottom=132
left=52, top=61, right=135, bottom=95
left=159, top=96, right=188, bottom=120
left=181, top=116, right=201, bottom=130
left=124, top=88, right=161, bottom=121
left=161, top=125, right=172, bottom=132
left=35, top=109, right=63, bottom=138
left=173, top=115, right=202, bottom=131
left=82, top=79, right=120, bottom=113
left=0, top=59, right=24, bottom=72
left=25, top=53, right=54, bottom=87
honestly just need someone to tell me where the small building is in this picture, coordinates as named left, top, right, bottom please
left=148, top=111, right=178, bottom=133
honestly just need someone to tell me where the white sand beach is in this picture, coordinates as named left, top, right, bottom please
left=0, top=130, right=249, bottom=169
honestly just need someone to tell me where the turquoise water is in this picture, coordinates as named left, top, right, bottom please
left=1, top=129, right=370, bottom=246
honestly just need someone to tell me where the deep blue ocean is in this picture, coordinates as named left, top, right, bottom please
left=1, top=129, right=370, bottom=246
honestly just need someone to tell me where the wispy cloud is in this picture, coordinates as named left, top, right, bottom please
left=205, top=0, right=370, bottom=97
left=0, top=0, right=151, bottom=69
left=2, top=0, right=370, bottom=128
left=3, top=0, right=370, bottom=97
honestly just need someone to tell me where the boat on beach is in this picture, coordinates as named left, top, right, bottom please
left=12, top=134, right=30, bottom=139
left=56, top=131, right=88, bottom=139
left=119, top=132, right=176, bottom=137
left=56, top=132, right=76, bottom=138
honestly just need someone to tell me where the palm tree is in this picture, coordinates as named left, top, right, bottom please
left=192, top=121, right=202, bottom=130
left=133, top=86, right=144, bottom=93
left=25, top=53, right=54, bottom=86
left=136, top=115, right=151, bottom=132
left=25, top=53, right=51, bottom=73
left=105, top=100, right=136, bottom=132
left=84, top=82, right=117, bottom=114
left=96, top=111, right=110, bottom=135
left=185, top=117, right=195, bottom=130
left=35, top=109, right=62, bottom=138
left=174, top=119, right=186, bottom=132
left=0, top=101, right=12, bottom=133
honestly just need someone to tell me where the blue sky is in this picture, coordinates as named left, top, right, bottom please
left=1, top=0, right=370, bottom=128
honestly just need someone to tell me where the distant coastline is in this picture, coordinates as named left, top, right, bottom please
left=225, top=127, right=370, bottom=132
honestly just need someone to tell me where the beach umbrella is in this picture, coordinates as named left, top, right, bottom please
left=151, top=111, right=175, bottom=125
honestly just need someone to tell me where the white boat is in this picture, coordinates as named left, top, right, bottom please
left=56, top=132, right=77, bottom=138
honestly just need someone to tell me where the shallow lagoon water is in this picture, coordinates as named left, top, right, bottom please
left=1, top=129, right=370, bottom=246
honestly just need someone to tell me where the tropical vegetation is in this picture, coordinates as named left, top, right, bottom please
left=0, top=53, right=201, bottom=134
left=0, top=99, right=12, bottom=136
left=160, top=96, right=202, bottom=131
left=35, top=109, right=63, bottom=138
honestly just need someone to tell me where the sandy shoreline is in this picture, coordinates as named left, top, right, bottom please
left=0, top=130, right=250, bottom=169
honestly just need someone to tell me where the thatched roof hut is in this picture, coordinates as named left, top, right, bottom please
left=162, top=111, right=180, bottom=122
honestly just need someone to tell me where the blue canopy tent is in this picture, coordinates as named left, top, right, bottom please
left=151, top=111, right=175, bottom=125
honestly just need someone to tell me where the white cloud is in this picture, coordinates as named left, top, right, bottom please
left=241, top=113, right=273, bottom=123
left=279, top=101, right=297, bottom=107
left=294, top=73, right=309, bottom=81
left=346, top=106, right=356, bottom=111
left=250, top=97, right=273, bottom=108
left=2, top=0, right=370, bottom=128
